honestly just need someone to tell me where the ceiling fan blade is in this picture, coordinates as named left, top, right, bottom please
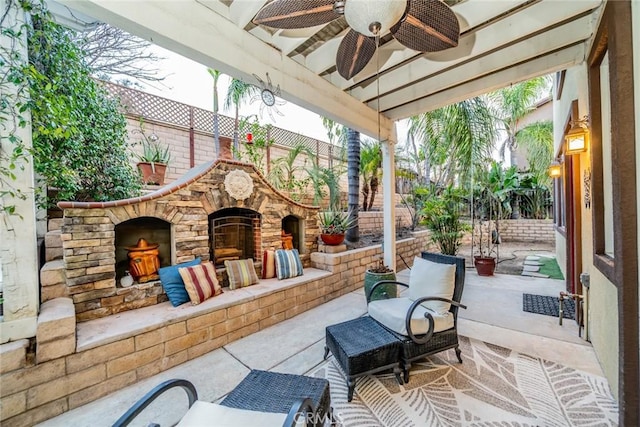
left=336, top=29, right=376, bottom=80
left=391, top=0, right=460, bottom=52
left=253, top=0, right=339, bottom=29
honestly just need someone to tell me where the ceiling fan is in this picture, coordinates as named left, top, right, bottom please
left=253, top=0, right=460, bottom=80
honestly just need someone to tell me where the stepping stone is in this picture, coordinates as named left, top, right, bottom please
left=521, top=271, right=550, bottom=278
left=523, top=265, right=541, bottom=272
left=523, top=260, right=543, bottom=266
left=525, top=255, right=541, bottom=261
left=535, top=254, right=555, bottom=259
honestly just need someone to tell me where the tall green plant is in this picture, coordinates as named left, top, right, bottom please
left=26, top=4, right=141, bottom=206
left=491, top=77, right=550, bottom=168
left=408, top=96, right=496, bottom=188
left=360, top=139, right=382, bottom=211
left=421, top=185, right=469, bottom=255
left=268, top=142, right=313, bottom=200
left=224, top=78, right=259, bottom=156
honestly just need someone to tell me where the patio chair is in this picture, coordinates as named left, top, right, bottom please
left=112, top=370, right=329, bottom=427
left=366, top=252, right=467, bottom=382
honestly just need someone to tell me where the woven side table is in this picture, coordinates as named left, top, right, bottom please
left=324, top=316, right=402, bottom=401
left=221, top=370, right=331, bottom=427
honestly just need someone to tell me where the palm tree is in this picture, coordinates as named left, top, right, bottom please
left=321, top=116, right=345, bottom=168
left=360, top=139, right=382, bottom=211
left=224, top=78, right=259, bottom=156
left=207, top=68, right=222, bottom=157
left=346, top=128, right=360, bottom=242
left=491, top=77, right=550, bottom=169
left=268, top=142, right=314, bottom=200
left=515, top=120, right=554, bottom=185
left=408, top=96, right=497, bottom=189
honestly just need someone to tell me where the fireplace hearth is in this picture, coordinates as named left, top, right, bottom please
left=58, top=160, right=321, bottom=321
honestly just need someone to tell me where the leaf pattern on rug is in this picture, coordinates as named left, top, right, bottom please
left=314, top=337, right=618, bottom=427
left=403, top=374, right=461, bottom=426
left=541, top=360, right=618, bottom=426
left=453, top=338, right=533, bottom=416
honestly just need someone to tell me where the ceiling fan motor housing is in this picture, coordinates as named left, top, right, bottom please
left=344, top=0, right=408, bottom=37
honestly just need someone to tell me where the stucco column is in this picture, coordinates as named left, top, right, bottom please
left=0, top=0, right=39, bottom=343
left=382, top=123, right=397, bottom=271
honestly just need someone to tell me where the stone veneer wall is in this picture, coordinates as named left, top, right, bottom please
left=0, top=232, right=430, bottom=426
left=58, top=160, right=320, bottom=321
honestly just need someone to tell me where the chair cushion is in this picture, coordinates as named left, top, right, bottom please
left=409, top=257, right=456, bottom=314
left=275, top=249, right=303, bottom=280
left=262, top=249, right=276, bottom=279
left=177, top=401, right=289, bottom=427
left=368, top=297, right=454, bottom=336
left=179, top=262, right=223, bottom=305
left=158, top=258, right=202, bottom=307
left=224, top=259, right=259, bottom=290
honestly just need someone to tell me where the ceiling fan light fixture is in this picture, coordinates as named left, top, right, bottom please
left=344, top=0, right=408, bottom=37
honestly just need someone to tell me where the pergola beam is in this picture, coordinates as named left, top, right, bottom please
left=60, top=0, right=393, bottom=141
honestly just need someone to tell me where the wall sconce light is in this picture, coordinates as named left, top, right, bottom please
left=246, top=133, right=253, bottom=145
left=564, top=116, right=589, bottom=155
left=548, top=160, right=562, bottom=178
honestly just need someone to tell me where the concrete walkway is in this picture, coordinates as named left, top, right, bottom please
left=38, top=270, right=604, bottom=427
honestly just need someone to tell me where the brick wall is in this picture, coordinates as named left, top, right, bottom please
left=472, top=219, right=555, bottom=242
left=1, top=231, right=434, bottom=426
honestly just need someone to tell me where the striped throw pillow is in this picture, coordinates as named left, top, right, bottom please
left=178, top=262, right=222, bottom=305
left=262, top=250, right=276, bottom=279
left=224, top=259, right=259, bottom=290
left=275, top=249, right=303, bottom=280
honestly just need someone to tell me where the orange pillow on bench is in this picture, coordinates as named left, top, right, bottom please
left=179, top=262, right=223, bottom=305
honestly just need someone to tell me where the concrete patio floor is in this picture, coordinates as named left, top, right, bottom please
left=38, top=269, right=604, bottom=427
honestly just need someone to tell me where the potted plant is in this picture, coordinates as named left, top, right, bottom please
left=421, top=184, right=469, bottom=256
left=364, top=258, right=397, bottom=302
left=318, top=210, right=356, bottom=245
left=471, top=162, right=510, bottom=276
left=133, top=121, right=171, bottom=185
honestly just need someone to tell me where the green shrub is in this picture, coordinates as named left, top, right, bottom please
left=26, top=6, right=141, bottom=206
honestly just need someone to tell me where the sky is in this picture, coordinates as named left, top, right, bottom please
left=137, top=46, right=337, bottom=142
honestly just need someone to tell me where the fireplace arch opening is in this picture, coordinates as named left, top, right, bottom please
left=282, top=215, right=303, bottom=252
left=209, top=208, right=261, bottom=266
left=114, top=217, right=171, bottom=283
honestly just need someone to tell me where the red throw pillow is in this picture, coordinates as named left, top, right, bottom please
left=179, top=262, right=222, bottom=305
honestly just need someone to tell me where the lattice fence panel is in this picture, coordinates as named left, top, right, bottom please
left=102, top=81, right=338, bottom=159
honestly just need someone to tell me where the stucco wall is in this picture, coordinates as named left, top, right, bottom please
left=555, top=64, right=619, bottom=397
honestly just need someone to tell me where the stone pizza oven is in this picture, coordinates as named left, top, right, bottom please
left=57, top=159, right=321, bottom=321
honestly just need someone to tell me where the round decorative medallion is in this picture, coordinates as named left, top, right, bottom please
left=224, top=169, right=254, bottom=201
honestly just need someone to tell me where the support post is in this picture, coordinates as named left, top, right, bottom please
left=0, top=0, right=39, bottom=343
left=382, top=123, right=397, bottom=271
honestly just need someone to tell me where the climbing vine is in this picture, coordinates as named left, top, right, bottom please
left=0, top=0, right=32, bottom=217
left=1, top=0, right=141, bottom=214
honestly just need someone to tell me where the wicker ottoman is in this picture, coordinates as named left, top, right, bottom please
left=221, top=370, right=331, bottom=427
left=324, top=316, right=402, bottom=401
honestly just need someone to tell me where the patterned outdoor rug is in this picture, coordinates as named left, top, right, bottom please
left=313, top=336, right=617, bottom=426
left=523, top=293, right=575, bottom=319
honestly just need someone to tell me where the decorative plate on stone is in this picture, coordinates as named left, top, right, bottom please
left=224, top=169, right=254, bottom=201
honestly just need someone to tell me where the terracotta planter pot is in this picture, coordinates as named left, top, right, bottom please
left=364, top=269, right=397, bottom=302
left=474, top=256, right=496, bottom=276
left=137, top=162, right=167, bottom=185
left=320, top=233, right=345, bottom=245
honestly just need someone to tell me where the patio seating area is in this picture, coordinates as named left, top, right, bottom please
left=38, top=268, right=613, bottom=426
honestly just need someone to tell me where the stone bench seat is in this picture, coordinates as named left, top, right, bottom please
left=77, top=268, right=332, bottom=352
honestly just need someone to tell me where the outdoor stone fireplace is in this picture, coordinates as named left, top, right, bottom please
left=58, top=160, right=321, bottom=321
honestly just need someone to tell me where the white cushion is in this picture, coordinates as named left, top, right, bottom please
left=177, top=400, right=290, bottom=427
left=368, top=297, right=454, bottom=336
left=409, top=257, right=456, bottom=314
